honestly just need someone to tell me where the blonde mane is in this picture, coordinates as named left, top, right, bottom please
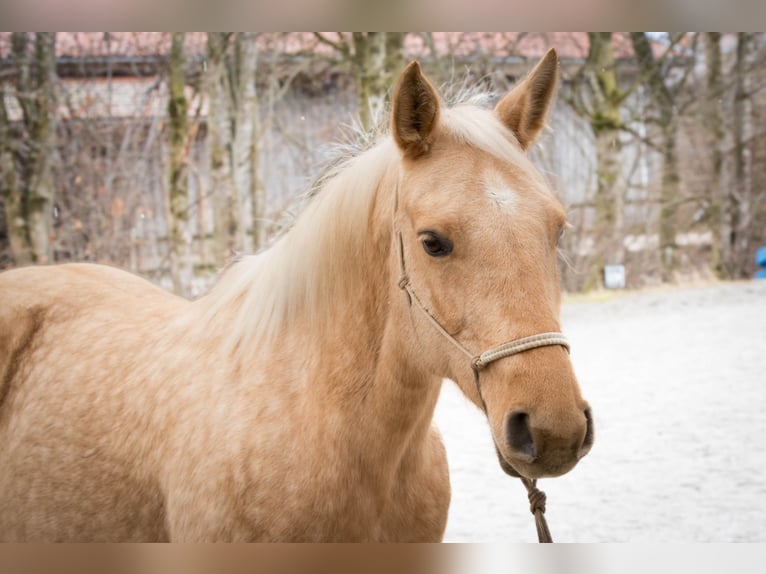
left=197, top=137, right=398, bottom=353
left=197, top=94, right=543, bottom=356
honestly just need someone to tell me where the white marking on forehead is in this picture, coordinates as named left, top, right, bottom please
left=484, top=171, right=518, bottom=211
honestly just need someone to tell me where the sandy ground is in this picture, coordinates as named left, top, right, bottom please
left=434, top=280, right=766, bottom=542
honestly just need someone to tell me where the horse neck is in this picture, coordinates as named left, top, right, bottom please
left=287, top=151, right=440, bottom=413
left=294, top=162, right=442, bottom=476
left=195, top=141, right=442, bottom=475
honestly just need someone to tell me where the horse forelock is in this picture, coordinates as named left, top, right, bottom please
left=440, top=105, right=548, bottom=191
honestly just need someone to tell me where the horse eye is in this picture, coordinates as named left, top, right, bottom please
left=421, top=233, right=453, bottom=257
left=558, top=227, right=565, bottom=243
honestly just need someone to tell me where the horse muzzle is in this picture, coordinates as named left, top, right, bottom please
left=497, top=406, right=594, bottom=479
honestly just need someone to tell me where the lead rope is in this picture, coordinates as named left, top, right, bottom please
left=522, top=478, right=552, bottom=543
left=396, top=229, right=562, bottom=543
left=472, top=357, right=553, bottom=542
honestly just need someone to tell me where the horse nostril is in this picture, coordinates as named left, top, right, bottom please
left=579, top=407, right=595, bottom=458
left=505, top=410, right=536, bottom=462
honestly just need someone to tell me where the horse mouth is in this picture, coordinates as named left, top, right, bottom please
left=495, top=447, right=523, bottom=477
left=495, top=444, right=583, bottom=480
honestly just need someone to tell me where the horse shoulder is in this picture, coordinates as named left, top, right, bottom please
left=0, top=264, right=189, bottom=541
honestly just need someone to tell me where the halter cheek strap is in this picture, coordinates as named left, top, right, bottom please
left=396, top=232, right=569, bottom=382
left=395, top=230, right=565, bottom=543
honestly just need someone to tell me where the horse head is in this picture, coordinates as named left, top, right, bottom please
left=390, top=50, right=593, bottom=479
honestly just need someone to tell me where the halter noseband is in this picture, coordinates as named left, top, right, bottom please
left=394, top=215, right=567, bottom=543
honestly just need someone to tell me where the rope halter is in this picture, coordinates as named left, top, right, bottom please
left=395, top=230, right=567, bottom=543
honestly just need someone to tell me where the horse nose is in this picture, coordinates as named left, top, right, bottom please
left=505, top=410, right=536, bottom=462
left=505, top=407, right=594, bottom=464
left=578, top=407, right=595, bottom=459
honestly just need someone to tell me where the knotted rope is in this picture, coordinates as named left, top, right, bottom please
left=521, top=477, right=552, bottom=543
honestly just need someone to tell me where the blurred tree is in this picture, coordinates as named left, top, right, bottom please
left=167, top=32, right=192, bottom=295
left=724, top=33, right=755, bottom=278
left=0, top=32, right=57, bottom=266
left=563, top=33, right=693, bottom=287
left=234, top=33, right=260, bottom=252
left=351, top=32, right=405, bottom=130
left=701, top=32, right=763, bottom=279
left=582, top=33, right=626, bottom=288
left=314, top=33, right=405, bottom=131
left=704, top=32, right=725, bottom=278
left=630, top=32, right=694, bottom=282
left=2, top=31, right=760, bottom=289
left=563, top=33, right=635, bottom=289
left=206, top=32, right=259, bottom=266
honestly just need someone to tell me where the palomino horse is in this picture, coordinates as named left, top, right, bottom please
left=0, top=49, right=592, bottom=542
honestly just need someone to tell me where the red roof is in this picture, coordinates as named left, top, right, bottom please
left=1, top=32, right=673, bottom=61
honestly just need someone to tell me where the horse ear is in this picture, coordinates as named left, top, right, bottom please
left=495, top=48, right=559, bottom=151
left=391, top=61, right=440, bottom=159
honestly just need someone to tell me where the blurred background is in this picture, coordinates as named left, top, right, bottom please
left=1, top=32, right=764, bottom=295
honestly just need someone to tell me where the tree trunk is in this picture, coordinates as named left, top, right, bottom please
left=586, top=32, right=625, bottom=288
left=26, top=33, right=56, bottom=265
left=725, top=33, right=754, bottom=278
left=206, top=33, right=261, bottom=263
left=593, top=129, right=624, bottom=260
left=0, top=83, right=25, bottom=263
left=167, top=32, right=192, bottom=295
left=630, top=32, right=681, bottom=281
left=385, top=33, right=406, bottom=84
left=704, top=32, right=725, bottom=277
left=231, top=33, right=260, bottom=253
left=351, top=33, right=405, bottom=131
left=658, top=121, right=681, bottom=281
left=0, top=32, right=56, bottom=266
left=250, top=107, right=266, bottom=252
left=206, top=33, right=239, bottom=267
